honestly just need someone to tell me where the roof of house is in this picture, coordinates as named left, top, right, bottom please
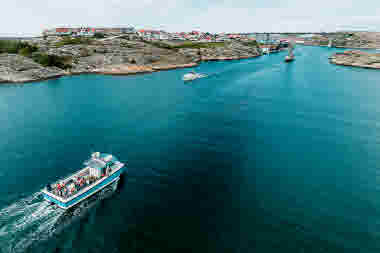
left=56, top=28, right=70, bottom=33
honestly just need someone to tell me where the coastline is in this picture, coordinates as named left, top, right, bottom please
left=0, top=38, right=264, bottom=84
left=0, top=55, right=261, bottom=84
left=300, top=43, right=379, bottom=50
left=330, top=61, right=380, bottom=69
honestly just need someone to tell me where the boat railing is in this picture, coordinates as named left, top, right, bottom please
left=61, top=164, right=123, bottom=201
left=47, top=167, right=89, bottom=190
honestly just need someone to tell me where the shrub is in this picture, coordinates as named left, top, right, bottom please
left=94, top=33, right=105, bottom=39
left=0, top=40, right=38, bottom=55
left=173, top=42, right=226, bottom=49
left=32, top=53, right=72, bottom=69
left=18, top=45, right=38, bottom=57
left=79, top=48, right=91, bottom=57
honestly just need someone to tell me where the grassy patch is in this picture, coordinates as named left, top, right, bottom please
left=143, top=40, right=175, bottom=49
left=0, top=40, right=38, bottom=55
left=241, top=41, right=259, bottom=47
left=319, top=40, right=329, bottom=46
left=55, top=37, right=93, bottom=47
left=174, top=42, right=226, bottom=49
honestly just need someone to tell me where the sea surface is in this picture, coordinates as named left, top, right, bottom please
left=1, top=46, right=380, bottom=252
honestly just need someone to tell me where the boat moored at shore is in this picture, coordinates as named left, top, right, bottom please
left=41, top=152, right=125, bottom=209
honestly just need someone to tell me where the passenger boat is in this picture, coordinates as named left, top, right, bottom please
left=41, top=152, right=125, bottom=209
left=182, top=71, right=207, bottom=81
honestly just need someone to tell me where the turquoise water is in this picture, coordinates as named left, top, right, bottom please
left=2, top=46, right=380, bottom=252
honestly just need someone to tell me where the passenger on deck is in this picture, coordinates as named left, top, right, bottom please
left=57, top=183, right=62, bottom=196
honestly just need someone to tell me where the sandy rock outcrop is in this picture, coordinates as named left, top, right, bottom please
left=0, top=54, right=65, bottom=83
left=329, top=50, right=380, bottom=69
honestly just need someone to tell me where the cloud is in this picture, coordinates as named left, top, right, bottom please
left=1, top=0, right=380, bottom=36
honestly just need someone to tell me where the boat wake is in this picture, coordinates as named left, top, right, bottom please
left=0, top=192, right=62, bottom=253
left=0, top=180, right=119, bottom=253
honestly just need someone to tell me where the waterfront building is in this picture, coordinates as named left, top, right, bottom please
left=138, top=29, right=161, bottom=40
left=55, top=28, right=72, bottom=36
left=42, top=26, right=136, bottom=37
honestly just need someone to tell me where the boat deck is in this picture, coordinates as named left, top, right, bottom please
left=46, top=163, right=120, bottom=199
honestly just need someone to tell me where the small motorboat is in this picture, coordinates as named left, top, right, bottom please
left=183, top=71, right=207, bottom=81
left=285, top=55, right=295, bottom=62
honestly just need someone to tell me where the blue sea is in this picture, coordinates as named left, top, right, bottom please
left=1, top=46, right=380, bottom=252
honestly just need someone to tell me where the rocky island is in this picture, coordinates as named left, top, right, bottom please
left=302, top=32, right=380, bottom=49
left=0, top=37, right=261, bottom=83
left=329, top=50, right=380, bottom=69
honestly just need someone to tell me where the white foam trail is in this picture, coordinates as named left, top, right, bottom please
left=0, top=181, right=120, bottom=253
left=0, top=192, right=41, bottom=220
left=0, top=192, right=64, bottom=253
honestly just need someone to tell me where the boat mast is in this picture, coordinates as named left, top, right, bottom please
left=288, top=42, right=294, bottom=57
left=328, top=39, right=332, bottom=48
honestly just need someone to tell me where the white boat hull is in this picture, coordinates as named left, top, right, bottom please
left=182, top=73, right=206, bottom=81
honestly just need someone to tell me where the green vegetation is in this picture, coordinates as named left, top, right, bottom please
left=94, top=33, right=105, bottom=39
left=319, top=40, right=329, bottom=46
left=332, top=40, right=347, bottom=47
left=55, top=37, right=93, bottom=47
left=0, top=40, right=38, bottom=55
left=120, top=42, right=135, bottom=48
left=143, top=40, right=174, bottom=49
left=143, top=40, right=226, bottom=50
left=0, top=39, right=73, bottom=69
left=241, top=40, right=259, bottom=47
left=174, top=41, right=226, bottom=49
left=32, top=53, right=72, bottom=69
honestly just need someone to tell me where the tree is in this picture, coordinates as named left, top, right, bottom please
left=94, top=32, right=105, bottom=39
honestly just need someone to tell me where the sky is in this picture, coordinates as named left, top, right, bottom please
left=1, top=0, right=380, bottom=36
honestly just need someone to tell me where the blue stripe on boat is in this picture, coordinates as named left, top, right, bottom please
left=43, top=167, right=123, bottom=209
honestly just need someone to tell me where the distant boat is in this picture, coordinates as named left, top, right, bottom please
left=285, top=43, right=295, bottom=62
left=182, top=71, right=207, bottom=81
left=285, top=55, right=294, bottom=62
left=262, top=48, right=269, bottom=54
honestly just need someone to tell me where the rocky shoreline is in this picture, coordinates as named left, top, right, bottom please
left=301, top=32, right=380, bottom=49
left=0, top=39, right=261, bottom=84
left=329, top=50, right=380, bottom=69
